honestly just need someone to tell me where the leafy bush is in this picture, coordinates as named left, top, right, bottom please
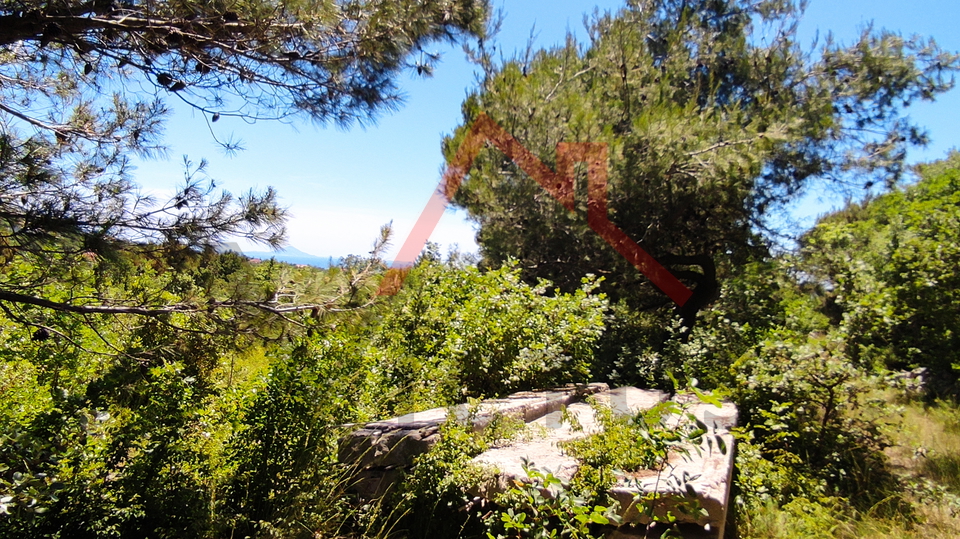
left=561, top=396, right=715, bottom=474
left=373, top=261, right=608, bottom=412
left=597, top=258, right=801, bottom=392
left=388, top=413, right=502, bottom=539
left=484, top=465, right=619, bottom=539
left=803, top=152, right=960, bottom=394
left=220, top=328, right=383, bottom=539
left=731, top=332, right=901, bottom=510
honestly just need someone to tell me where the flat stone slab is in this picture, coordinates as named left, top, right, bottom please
left=339, top=383, right=608, bottom=471
left=470, top=387, right=671, bottom=494
left=610, top=404, right=736, bottom=531
left=469, top=388, right=737, bottom=538
left=338, top=384, right=737, bottom=538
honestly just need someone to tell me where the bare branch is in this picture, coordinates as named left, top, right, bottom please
left=686, top=137, right=761, bottom=157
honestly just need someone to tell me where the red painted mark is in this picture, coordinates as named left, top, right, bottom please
left=378, top=113, right=693, bottom=307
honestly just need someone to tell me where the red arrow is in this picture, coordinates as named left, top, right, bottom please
left=379, top=113, right=693, bottom=307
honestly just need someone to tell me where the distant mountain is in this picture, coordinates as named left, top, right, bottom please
left=239, top=246, right=340, bottom=268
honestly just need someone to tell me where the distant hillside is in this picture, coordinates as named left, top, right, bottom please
left=239, top=246, right=340, bottom=268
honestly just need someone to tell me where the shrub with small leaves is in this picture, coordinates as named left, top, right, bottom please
left=485, top=464, right=620, bottom=539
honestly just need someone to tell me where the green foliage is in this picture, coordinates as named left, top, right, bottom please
left=373, top=400, right=545, bottom=539
left=0, top=352, right=222, bottom=537
left=597, top=257, right=802, bottom=391
left=372, top=261, right=608, bottom=412
left=562, top=400, right=698, bottom=473
left=0, top=252, right=382, bottom=538
left=484, top=465, right=619, bottom=539
left=3, top=4, right=960, bottom=530
left=731, top=332, right=901, bottom=510
left=449, top=0, right=956, bottom=326
left=739, top=497, right=852, bottom=539
left=2, top=0, right=488, bottom=127
left=0, top=0, right=489, bottom=354
left=0, top=248, right=614, bottom=537
left=803, top=152, right=960, bottom=394
left=222, top=331, right=376, bottom=538
left=389, top=413, right=498, bottom=539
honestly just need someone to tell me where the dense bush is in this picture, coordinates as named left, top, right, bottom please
left=6, top=157, right=960, bottom=537
left=221, top=332, right=375, bottom=538
left=731, top=332, right=900, bottom=509
left=803, top=152, right=960, bottom=394
left=595, top=257, right=797, bottom=391
left=0, top=254, right=613, bottom=538
left=372, top=261, right=608, bottom=413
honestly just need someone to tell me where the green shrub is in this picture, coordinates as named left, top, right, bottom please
left=802, top=152, right=960, bottom=394
left=484, top=465, right=619, bottom=539
left=373, top=261, right=608, bottom=412
left=732, top=332, right=901, bottom=511
left=221, top=331, right=375, bottom=539
left=561, top=398, right=712, bottom=474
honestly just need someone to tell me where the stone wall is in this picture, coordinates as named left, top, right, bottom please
left=339, top=384, right=737, bottom=539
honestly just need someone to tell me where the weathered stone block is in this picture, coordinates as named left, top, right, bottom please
left=338, top=384, right=737, bottom=539
left=469, top=389, right=670, bottom=488
left=339, top=383, right=608, bottom=487
left=468, top=388, right=737, bottom=539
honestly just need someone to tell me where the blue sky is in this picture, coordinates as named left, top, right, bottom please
left=131, top=0, right=960, bottom=261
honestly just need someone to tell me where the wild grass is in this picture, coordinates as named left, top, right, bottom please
left=914, top=401, right=960, bottom=494
left=741, top=501, right=960, bottom=539
left=886, top=397, right=960, bottom=491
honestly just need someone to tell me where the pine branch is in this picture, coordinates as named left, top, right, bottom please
left=0, top=290, right=376, bottom=317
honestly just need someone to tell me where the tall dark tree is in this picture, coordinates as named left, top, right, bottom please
left=445, top=0, right=956, bottom=325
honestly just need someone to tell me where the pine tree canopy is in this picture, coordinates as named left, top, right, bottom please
left=445, top=0, right=957, bottom=323
left=0, top=0, right=488, bottom=326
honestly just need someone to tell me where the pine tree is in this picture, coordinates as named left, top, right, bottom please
left=446, top=0, right=956, bottom=324
left=0, top=0, right=488, bottom=326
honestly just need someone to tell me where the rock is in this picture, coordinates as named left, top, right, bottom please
left=338, top=384, right=737, bottom=539
left=339, top=383, right=608, bottom=490
left=468, top=388, right=737, bottom=538
left=469, top=388, right=671, bottom=491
